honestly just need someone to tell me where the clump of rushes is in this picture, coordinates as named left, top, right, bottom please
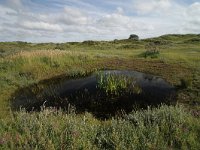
left=97, top=72, right=142, bottom=95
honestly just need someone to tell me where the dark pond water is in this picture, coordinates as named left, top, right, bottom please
left=12, top=70, right=176, bottom=119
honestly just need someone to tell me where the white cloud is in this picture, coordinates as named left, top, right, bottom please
left=58, top=6, right=90, bottom=25
left=181, top=2, right=200, bottom=33
left=5, top=0, right=23, bottom=11
left=0, top=0, right=200, bottom=42
left=133, top=0, right=172, bottom=14
left=0, top=5, right=17, bottom=14
left=19, top=21, right=63, bottom=32
left=98, top=13, right=130, bottom=27
left=116, top=7, right=124, bottom=14
left=187, top=2, right=200, bottom=18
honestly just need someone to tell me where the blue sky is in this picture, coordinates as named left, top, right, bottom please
left=0, top=0, right=200, bottom=42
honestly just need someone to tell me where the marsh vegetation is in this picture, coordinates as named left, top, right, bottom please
left=0, top=34, right=200, bottom=149
left=97, top=72, right=141, bottom=95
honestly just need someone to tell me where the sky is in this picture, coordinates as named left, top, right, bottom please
left=0, top=0, right=200, bottom=42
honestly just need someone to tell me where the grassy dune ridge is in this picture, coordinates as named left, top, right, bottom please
left=0, top=34, right=200, bottom=149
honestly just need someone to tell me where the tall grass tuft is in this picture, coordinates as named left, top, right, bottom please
left=97, top=72, right=141, bottom=95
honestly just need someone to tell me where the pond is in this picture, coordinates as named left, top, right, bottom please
left=12, top=70, right=176, bottom=119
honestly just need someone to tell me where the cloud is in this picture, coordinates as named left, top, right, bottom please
left=97, top=11, right=154, bottom=33
left=116, top=7, right=124, bottom=14
left=133, top=0, right=172, bottom=14
left=19, top=21, right=63, bottom=32
left=0, top=5, right=17, bottom=21
left=187, top=2, right=200, bottom=18
left=181, top=2, right=200, bottom=33
left=98, top=13, right=130, bottom=27
left=4, top=0, right=24, bottom=11
left=0, top=0, right=200, bottom=42
left=58, top=6, right=90, bottom=25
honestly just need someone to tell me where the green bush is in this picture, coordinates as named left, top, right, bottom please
left=138, top=51, right=160, bottom=58
left=138, top=42, right=160, bottom=58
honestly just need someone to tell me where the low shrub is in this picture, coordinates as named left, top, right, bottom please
left=0, top=105, right=199, bottom=149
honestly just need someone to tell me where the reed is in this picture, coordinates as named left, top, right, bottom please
left=97, top=72, right=141, bottom=95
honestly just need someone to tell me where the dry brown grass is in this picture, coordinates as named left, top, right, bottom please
left=7, top=50, right=86, bottom=60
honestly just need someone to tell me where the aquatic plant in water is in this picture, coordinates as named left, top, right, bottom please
left=96, top=72, right=141, bottom=95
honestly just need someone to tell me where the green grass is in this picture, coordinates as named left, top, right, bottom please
left=0, top=105, right=199, bottom=149
left=0, top=34, right=200, bottom=149
left=97, top=72, right=141, bottom=95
